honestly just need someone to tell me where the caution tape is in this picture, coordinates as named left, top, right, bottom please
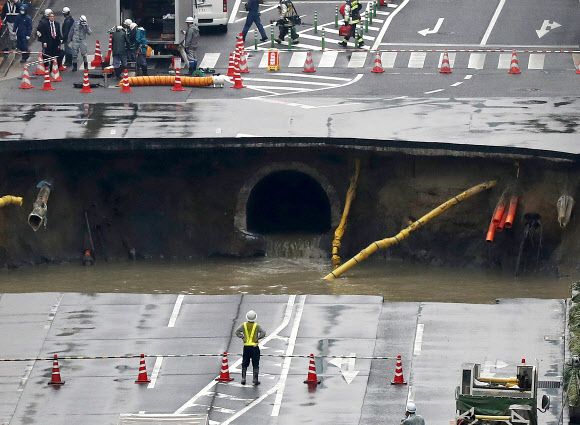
left=0, top=353, right=401, bottom=362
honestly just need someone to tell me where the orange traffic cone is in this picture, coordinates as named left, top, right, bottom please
left=226, top=53, right=236, bottom=77
left=104, top=34, right=113, bottom=66
left=171, top=68, right=186, bottom=91
left=59, top=61, right=67, bottom=71
left=238, top=51, right=249, bottom=73
left=50, top=60, right=62, bottom=82
left=19, top=65, right=34, bottom=89
left=371, top=50, right=384, bottom=73
left=120, top=69, right=133, bottom=93
left=231, top=69, right=245, bottom=89
left=135, top=354, right=151, bottom=383
left=215, top=352, right=234, bottom=382
left=303, top=50, right=316, bottom=73
left=91, top=40, right=102, bottom=67
left=508, top=50, right=521, bottom=74
left=39, top=68, right=55, bottom=91
left=440, top=50, right=452, bottom=74
left=80, top=69, right=93, bottom=93
left=391, top=355, right=407, bottom=385
left=48, top=354, right=65, bottom=385
left=303, top=353, right=321, bottom=384
left=576, top=66, right=580, bottom=75
left=33, top=54, right=45, bottom=75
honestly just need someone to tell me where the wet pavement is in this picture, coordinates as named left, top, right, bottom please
left=0, top=293, right=567, bottom=425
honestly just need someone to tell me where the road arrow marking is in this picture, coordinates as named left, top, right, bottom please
left=329, top=353, right=360, bottom=384
left=418, top=18, right=444, bottom=36
left=536, top=20, right=561, bottom=38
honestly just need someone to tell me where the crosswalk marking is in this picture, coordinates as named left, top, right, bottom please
left=408, top=52, right=426, bottom=68
left=348, top=51, right=368, bottom=67
left=438, top=52, right=456, bottom=68
left=199, top=53, right=220, bottom=69
left=528, top=53, right=545, bottom=70
left=497, top=53, right=512, bottom=69
left=259, top=52, right=268, bottom=68
left=318, top=51, right=339, bottom=67
left=289, top=52, right=307, bottom=67
left=381, top=52, right=397, bottom=68
left=468, top=53, right=486, bottom=69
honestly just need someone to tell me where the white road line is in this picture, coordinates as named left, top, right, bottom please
left=372, top=0, right=409, bottom=51
left=319, top=51, right=339, bottom=67
left=174, top=295, right=297, bottom=414
left=408, top=52, right=426, bottom=68
left=199, top=53, right=220, bottom=69
left=168, top=294, right=185, bottom=328
left=464, top=74, right=473, bottom=80
left=348, top=52, right=368, bottom=68
left=497, top=52, right=512, bottom=69
left=424, top=89, right=444, bottom=94
left=246, top=73, right=363, bottom=99
left=528, top=53, right=545, bottom=69
left=147, top=356, right=164, bottom=389
left=450, top=82, right=463, bottom=87
left=480, top=0, right=505, bottom=46
left=289, top=52, right=308, bottom=67
left=272, top=295, right=306, bottom=416
left=468, top=53, right=486, bottom=69
left=381, top=51, right=397, bottom=68
left=271, top=72, right=351, bottom=81
left=246, top=85, right=311, bottom=91
left=44, top=293, right=63, bottom=329
left=228, top=0, right=243, bottom=23
left=243, top=77, right=339, bottom=86
left=413, top=323, right=424, bottom=355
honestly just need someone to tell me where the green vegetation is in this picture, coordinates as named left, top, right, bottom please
left=565, top=282, right=580, bottom=407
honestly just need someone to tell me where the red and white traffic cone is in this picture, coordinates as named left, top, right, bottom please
left=48, top=354, right=65, bottom=385
left=303, top=353, right=321, bottom=385
left=91, top=40, right=103, bottom=67
left=215, top=352, right=234, bottom=382
left=135, top=354, right=151, bottom=383
left=33, top=53, right=45, bottom=75
left=577, top=66, right=580, bottom=75
left=371, top=50, right=384, bottom=73
left=303, top=50, right=316, bottom=73
left=50, top=60, right=62, bottom=82
left=120, top=69, right=133, bottom=93
left=58, top=61, right=67, bottom=71
left=391, top=355, right=407, bottom=385
left=171, top=68, right=186, bottom=91
left=440, top=50, right=452, bottom=74
left=508, top=50, right=521, bottom=74
left=39, top=68, right=55, bottom=91
left=19, top=65, right=34, bottom=89
left=231, top=68, right=245, bottom=89
left=104, top=34, right=113, bottom=66
left=80, top=69, right=93, bottom=93
left=226, top=53, right=236, bottom=77
left=238, top=51, right=249, bottom=73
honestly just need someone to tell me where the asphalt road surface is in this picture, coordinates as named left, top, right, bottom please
left=0, top=293, right=568, bottom=425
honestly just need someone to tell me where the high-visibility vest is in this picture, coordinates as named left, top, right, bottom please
left=243, top=322, right=258, bottom=346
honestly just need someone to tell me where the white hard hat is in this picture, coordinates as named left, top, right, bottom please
left=79, top=15, right=87, bottom=23
left=62, top=7, right=70, bottom=14
left=406, top=402, right=416, bottom=413
left=44, top=8, right=53, bottom=17
left=130, top=22, right=137, bottom=29
left=246, top=310, right=257, bottom=322
left=117, top=25, right=124, bottom=31
left=124, top=18, right=133, bottom=26
left=186, top=16, right=195, bottom=23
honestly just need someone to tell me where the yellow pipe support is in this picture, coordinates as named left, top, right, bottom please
left=475, top=415, right=511, bottom=421
left=0, top=195, right=23, bottom=208
left=331, top=159, right=361, bottom=269
left=476, top=376, right=518, bottom=384
left=118, top=76, right=214, bottom=87
left=323, top=180, right=498, bottom=279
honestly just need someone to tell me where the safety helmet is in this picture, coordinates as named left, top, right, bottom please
left=129, top=22, right=137, bottom=29
left=246, top=310, right=257, bottom=322
left=44, top=8, right=53, bottom=17
left=406, top=402, right=416, bottom=413
left=186, top=16, right=195, bottom=23
left=79, top=15, right=87, bottom=23
left=62, top=7, right=70, bottom=14
left=124, top=18, right=133, bottom=26
left=117, top=25, right=124, bottom=31
left=19, top=4, right=27, bottom=11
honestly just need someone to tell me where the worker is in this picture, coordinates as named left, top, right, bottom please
left=13, top=4, right=31, bottom=63
left=39, top=12, right=64, bottom=69
left=242, top=0, right=268, bottom=43
left=36, top=9, right=51, bottom=50
left=68, top=15, right=92, bottom=72
left=339, top=0, right=363, bottom=48
left=111, top=25, right=130, bottom=79
left=181, top=16, right=199, bottom=75
left=61, top=7, right=74, bottom=67
left=135, top=24, right=148, bottom=76
left=401, top=402, right=425, bottom=425
left=235, top=310, right=266, bottom=385
left=274, top=0, right=299, bottom=45
left=1, top=0, right=21, bottom=49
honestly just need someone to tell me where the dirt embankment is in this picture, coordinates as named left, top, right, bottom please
left=0, top=148, right=578, bottom=275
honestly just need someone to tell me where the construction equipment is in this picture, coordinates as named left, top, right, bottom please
left=454, top=362, right=550, bottom=425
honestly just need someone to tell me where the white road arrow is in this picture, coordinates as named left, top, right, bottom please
left=329, top=353, right=360, bottom=384
left=418, top=18, right=444, bottom=36
left=536, top=20, right=561, bottom=38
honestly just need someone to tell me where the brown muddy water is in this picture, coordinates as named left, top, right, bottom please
left=0, top=257, right=572, bottom=303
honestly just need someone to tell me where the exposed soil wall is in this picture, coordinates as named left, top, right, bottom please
left=0, top=147, right=578, bottom=275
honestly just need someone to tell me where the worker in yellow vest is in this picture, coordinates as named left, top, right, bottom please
left=235, top=310, right=266, bottom=385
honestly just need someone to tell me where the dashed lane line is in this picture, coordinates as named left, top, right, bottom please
left=413, top=323, right=424, bottom=356
left=168, top=294, right=185, bottom=328
left=148, top=356, right=164, bottom=389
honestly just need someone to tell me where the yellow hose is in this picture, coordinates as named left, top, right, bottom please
left=118, top=76, right=214, bottom=87
left=0, top=195, right=23, bottom=208
left=332, top=159, right=360, bottom=268
left=323, top=180, right=498, bottom=279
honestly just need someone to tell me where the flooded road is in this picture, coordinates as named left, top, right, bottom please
left=0, top=258, right=571, bottom=303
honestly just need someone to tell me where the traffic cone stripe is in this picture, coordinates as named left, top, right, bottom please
left=304, top=353, right=321, bottom=385
left=391, top=354, right=407, bottom=385
left=371, top=50, right=385, bottom=73
left=303, top=50, right=316, bottom=73
left=216, top=352, right=234, bottom=381
left=508, top=51, right=521, bottom=74
left=19, top=65, right=34, bottom=89
left=80, top=69, right=93, bottom=93
left=135, top=354, right=151, bottom=383
left=39, top=68, right=55, bottom=91
left=120, top=69, right=133, bottom=93
left=48, top=354, right=65, bottom=385
left=50, top=60, right=62, bottom=82
left=440, top=50, right=452, bottom=74
left=91, top=40, right=102, bottom=67
left=226, top=53, right=236, bottom=77
left=171, top=68, right=186, bottom=91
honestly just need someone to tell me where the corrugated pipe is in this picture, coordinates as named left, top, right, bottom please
left=0, top=195, right=23, bottom=208
left=118, top=76, right=214, bottom=87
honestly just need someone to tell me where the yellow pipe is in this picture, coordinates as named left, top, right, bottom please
left=475, top=415, right=511, bottom=421
left=0, top=195, right=23, bottom=208
left=477, top=376, right=518, bottom=384
left=323, top=180, right=498, bottom=279
left=118, top=76, right=214, bottom=87
left=331, top=159, right=361, bottom=268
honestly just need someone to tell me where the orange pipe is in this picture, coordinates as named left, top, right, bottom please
left=504, top=196, right=518, bottom=229
left=496, top=207, right=508, bottom=232
left=492, top=203, right=506, bottom=225
left=486, top=219, right=496, bottom=242
left=119, top=76, right=214, bottom=87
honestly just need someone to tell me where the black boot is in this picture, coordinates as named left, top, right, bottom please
left=241, top=367, right=247, bottom=385
left=65, top=53, right=73, bottom=66
left=252, top=368, right=260, bottom=385
left=114, top=67, right=122, bottom=79
left=84, top=61, right=88, bottom=70
left=72, top=62, right=77, bottom=72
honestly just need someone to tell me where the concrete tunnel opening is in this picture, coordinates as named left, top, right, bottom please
left=246, top=170, right=332, bottom=234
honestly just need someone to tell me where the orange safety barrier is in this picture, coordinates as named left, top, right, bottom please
left=119, top=75, right=214, bottom=87
left=504, top=196, right=518, bottom=229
